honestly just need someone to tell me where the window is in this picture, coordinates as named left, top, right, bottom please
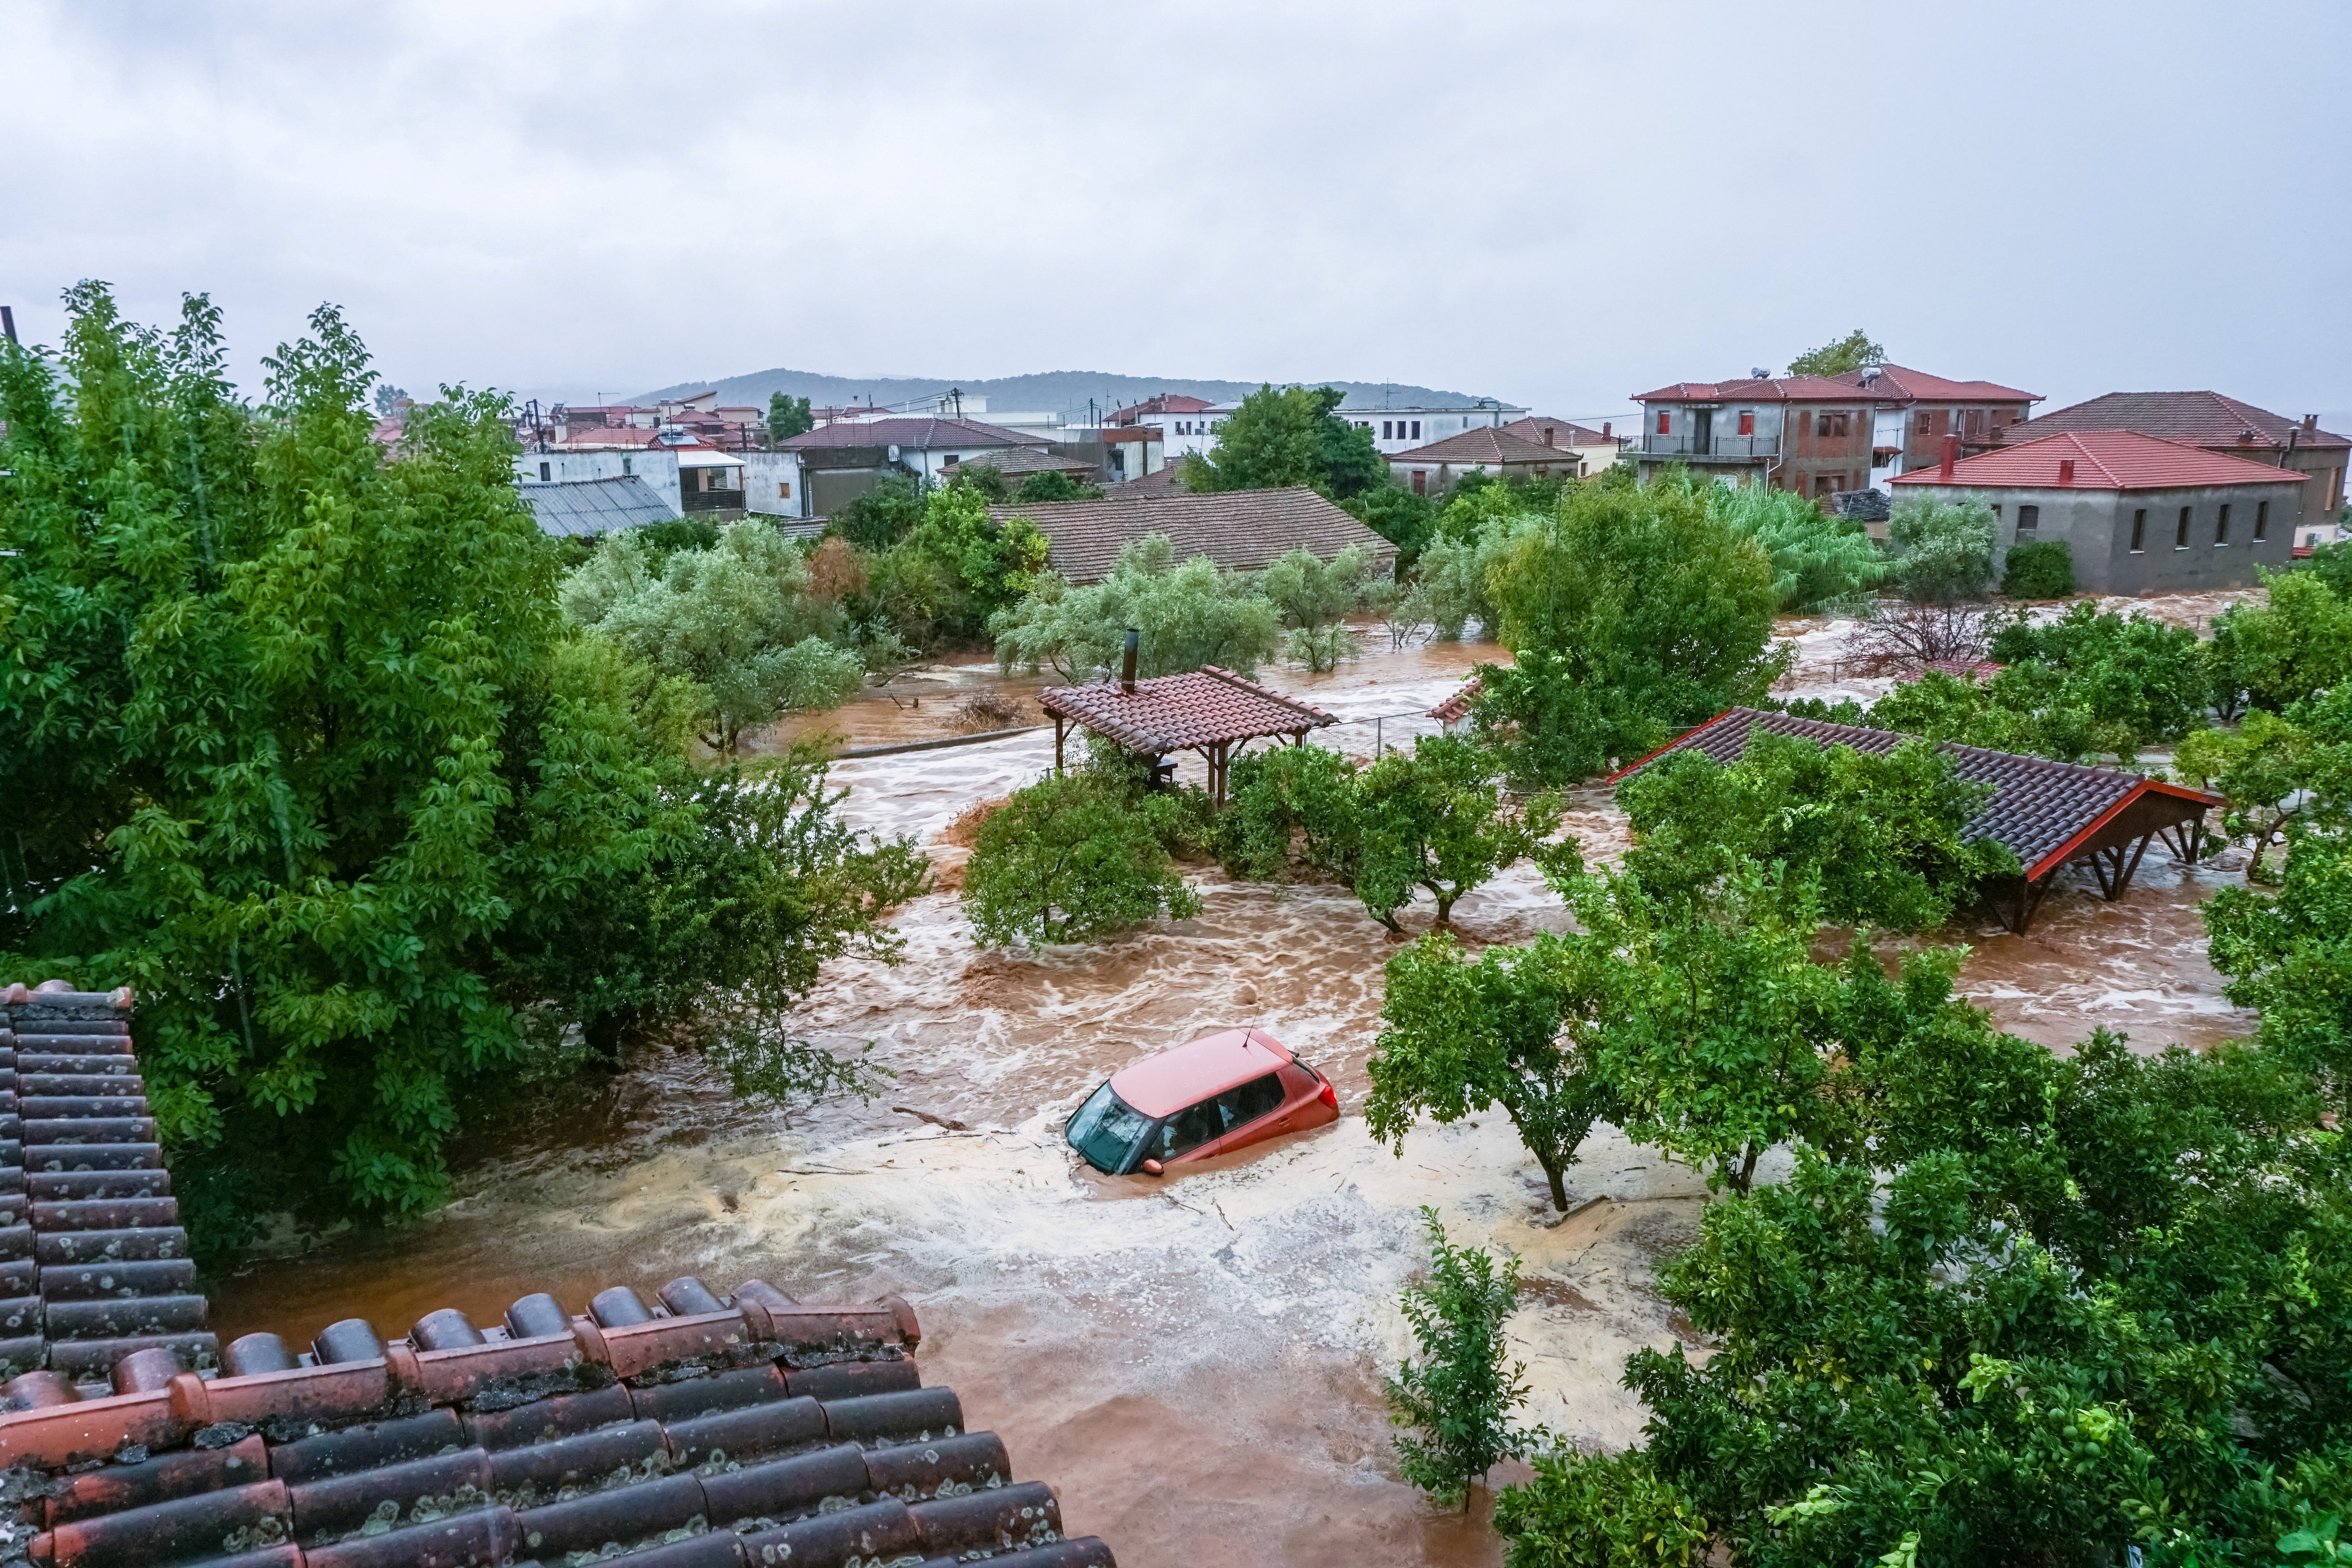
left=1217, top=1073, right=1286, bottom=1132
left=1411, top=470, right=1427, bottom=496
left=2255, top=500, right=2269, bottom=540
left=2177, top=506, right=2192, bottom=548
left=1915, top=411, right=1931, bottom=435
left=943, top=453, right=959, bottom=465
left=2215, top=504, right=2231, bottom=545
left=2015, top=504, right=2040, bottom=539
left=1657, top=411, right=1671, bottom=435
left=1737, top=410, right=1755, bottom=436
left=1381, top=421, right=1392, bottom=440
left=1815, top=410, right=1851, bottom=438
left=1156, top=1100, right=1224, bottom=1160
left=2131, top=507, right=2147, bottom=551
left=779, top=481, right=791, bottom=499
left=538, top=462, right=550, bottom=481
left=621, top=457, right=633, bottom=474
left=1410, top=421, right=1421, bottom=439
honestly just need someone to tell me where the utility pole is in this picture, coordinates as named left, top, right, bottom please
left=0, top=306, right=16, bottom=345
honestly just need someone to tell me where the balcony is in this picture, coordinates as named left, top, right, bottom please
left=1641, top=433, right=1779, bottom=461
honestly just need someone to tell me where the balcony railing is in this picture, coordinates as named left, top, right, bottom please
left=1641, top=433, right=1779, bottom=459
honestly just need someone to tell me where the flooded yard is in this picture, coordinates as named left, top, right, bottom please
left=207, top=603, right=2257, bottom=1568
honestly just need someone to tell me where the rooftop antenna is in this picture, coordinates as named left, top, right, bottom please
left=1, top=306, right=17, bottom=345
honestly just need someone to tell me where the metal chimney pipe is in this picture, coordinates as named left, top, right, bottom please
left=1939, top=435, right=1958, bottom=479
left=1121, top=627, right=1139, bottom=693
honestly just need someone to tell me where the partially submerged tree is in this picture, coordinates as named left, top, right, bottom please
left=990, top=533, right=1282, bottom=682
left=1885, top=493, right=1996, bottom=604
left=1260, top=543, right=1374, bottom=672
left=1384, top=1209, right=1531, bottom=1510
left=1353, top=736, right=1573, bottom=930
left=962, top=772, right=1203, bottom=948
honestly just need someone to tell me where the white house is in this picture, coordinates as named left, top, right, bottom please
left=1103, top=394, right=1233, bottom=458
left=513, top=445, right=746, bottom=518
left=1336, top=400, right=1528, bottom=455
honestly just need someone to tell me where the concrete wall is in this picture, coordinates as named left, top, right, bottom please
left=514, top=450, right=682, bottom=515
left=739, top=452, right=800, bottom=517
left=1340, top=405, right=1521, bottom=455
left=1899, top=481, right=2302, bottom=594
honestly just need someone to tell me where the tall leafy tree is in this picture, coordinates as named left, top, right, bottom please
left=1260, top=543, right=1374, bottom=672
left=1785, top=328, right=1885, bottom=378
left=1180, top=384, right=1383, bottom=498
left=766, top=391, right=813, bottom=443
left=990, top=533, right=1281, bottom=683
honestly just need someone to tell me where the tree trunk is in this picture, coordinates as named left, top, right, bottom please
left=1539, top=1153, right=1569, bottom=1212
left=1733, top=1140, right=1761, bottom=1195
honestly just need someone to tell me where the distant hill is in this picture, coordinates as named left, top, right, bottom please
left=625, top=367, right=1501, bottom=419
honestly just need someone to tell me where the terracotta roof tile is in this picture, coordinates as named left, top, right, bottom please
left=1386, top=428, right=1572, bottom=466
left=781, top=417, right=1038, bottom=452
left=991, top=486, right=1391, bottom=585
left=1998, top=391, right=2350, bottom=452
left=1040, top=666, right=1333, bottom=753
left=1890, top=430, right=2313, bottom=492
left=1609, top=708, right=2219, bottom=880
left=1827, top=364, right=2041, bottom=403
left=0, top=986, right=1120, bottom=1568
left=1498, top=416, right=1621, bottom=449
left=1427, top=675, right=1482, bottom=723
left=1631, top=376, right=1879, bottom=404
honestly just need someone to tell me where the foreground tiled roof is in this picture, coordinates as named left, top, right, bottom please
left=990, top=486, right=1391, bottom=585
left=1828, top=364, right=2041, bottom=404
left=1610, top=707, right=2220, bottom=880
left=1041, top=667, right=1332, bottom=753
left=520, top=477, right=681, bottom=537
left=1386, top=428, right=1571, bottom=467
left=782, top=417, right=1038, bottom=452
left=0, top=986, right=1117, bottom=1568
left=1998, top=391, right=2350, bottom=452
left=1891, top=431, right=2313, bottom=493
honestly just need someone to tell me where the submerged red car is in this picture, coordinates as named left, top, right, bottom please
left=1066, top=1028, right=1340, bottom=1175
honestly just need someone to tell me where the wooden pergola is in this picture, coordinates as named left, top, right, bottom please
left=1039, top=665, right=1335, bottom=805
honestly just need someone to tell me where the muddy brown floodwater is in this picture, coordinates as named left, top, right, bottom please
left=205, top=608, right=2256, bottom=1568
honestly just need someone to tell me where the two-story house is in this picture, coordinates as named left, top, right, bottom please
left=1631, top=376, right=1884, bottom=497
left=1827, top=365, right=2041, bottom=488
left=1105, top=394, right=1231, bottom=459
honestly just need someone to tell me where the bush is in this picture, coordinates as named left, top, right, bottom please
left=1261, top=544, right=1374, bottom=672
left=1887, top=493, right=1996, bottom=603
left=1342, top=482, right=1441, bottom=564
left=2000, top=538, right=2076, bottom=599
left=1709, top=481, right=1888, bottom=612
left=1383, top=1208, right=1530, bottom=1510
left=1210, top=743, right=1360, bottom=882
left=830, top=472, right=926, bottom=549
left=962, top=772, right=1204, bottom=947
left=1494, top=1450, right=1711, bottom=1568
left=1467, top=649, right=1663, bottom=789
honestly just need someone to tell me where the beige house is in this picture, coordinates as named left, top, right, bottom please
left=1386, top=427, right=1579, bottom=497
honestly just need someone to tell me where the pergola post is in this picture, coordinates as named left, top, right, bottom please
left=1053, top=715, right=1066, bottom=775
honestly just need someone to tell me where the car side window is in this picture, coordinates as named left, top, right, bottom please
left=1159, top=1100, right=1225, bottom=1159
left=1217, top=1073, right=1285, bottom=1132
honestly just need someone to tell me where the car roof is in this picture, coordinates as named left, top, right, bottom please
left=1109, top=1029, right=1295, bottom=1118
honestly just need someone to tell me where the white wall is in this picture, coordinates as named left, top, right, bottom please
left=1340, top=405, right=1525, bottom=454
left=1870, top=408, right=1909, bottom=491
left=739, top=452, right=802, bottom=517
left=515, top=449, right=682, bottom=515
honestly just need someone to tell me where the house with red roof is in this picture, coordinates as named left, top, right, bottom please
left=1385, top=426, right=1580, bottom=495
left=1828, top=364, right=2043, bottom=487
left=1890, top=431, right=2306, bottom=594
left=1106, top=393, right=1231, bottom=460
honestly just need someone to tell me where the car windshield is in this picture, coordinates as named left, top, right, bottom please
left=1066, top=1082, right=1157, bottom=1174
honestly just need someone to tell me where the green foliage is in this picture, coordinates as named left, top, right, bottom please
left=961, top=772, right=1204, bottom=947
left=947, top=460, right=1010, bottom=502
left=989, top=534, right=1282, bottom=683
left=1468, top=650, right=1663, bottom=790
left=1809, top=653, right=2173, bottom=766
left=1180, top=384, right=1382, bottom=498
left=703, top=1029, right=892, bottom=1124
left=829, top=471, right=926, bottom=550
left=562, top=522, right=857, bottom=754
left=1342, top=482, right=1442, bottom=564
left=2000, top=539, right=2077, bottom=599
left=2300, top=540, right=2352, bottom=599
left=1495, top=1450, right=1711, bottom=1568
left=1353, top=735, right=1573, bottom=930
left=1486, top=479, right=1786, bottom=728
left=1367, top=933, right=1622, bottom=1211
left=2205, top=820, right=2352, bottom=1097
left=1261, top=544, right=1373, bottom=672
left=1383, top=1208, right=1530, bottom=1509
left=1784, top=328, right=1885, bottom=379
left=1012, top=468, right=1101, bottom=503
left=1210, top=742, right=1361, bottom=882
left=0, top=287, right=925, bottom=1220
left=900, top=482, right=1050, bottom=640
left=373, top=383, right=408, bottom=414
left=631, top=514, right=723, bottom=556
left=766, top=393, right=813, bottom=443
left=1617, top=732, right=2014, bottom=933
left=1986, top=600, right=2212, bottom=743
left=2209, top=568, right=2352, bottom=715
left=1887, top=494, right=1997, bottom=604
left=1709, top=481, right=1888, bottom=612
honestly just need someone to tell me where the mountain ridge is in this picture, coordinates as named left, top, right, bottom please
left=625, top=367, right=1505, bottom=418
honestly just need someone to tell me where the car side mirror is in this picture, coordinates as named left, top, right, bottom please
left=1140, top=1158, right=1164, bottom=1177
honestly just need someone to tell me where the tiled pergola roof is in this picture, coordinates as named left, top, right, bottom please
left=1040, top=666, right=1332, bottom=754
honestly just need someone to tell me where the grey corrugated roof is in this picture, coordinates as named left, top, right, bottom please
left=989, top=486, right=1393, bottom=585
left=518, top=475, right=679, bottom=537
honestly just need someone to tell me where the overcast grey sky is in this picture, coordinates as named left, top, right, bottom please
left=5, top=1, right=2347, bottom=424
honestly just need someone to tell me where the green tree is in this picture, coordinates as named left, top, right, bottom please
left=1887, top=493, right=1997, bottom=604
left=1985, top=599, right=2211, bottom=743
left=961, top=772, right=1204, bottom=947
left=1209, top=742, right=1360, bottom=882
left=902, top=481, right=1050, bottom=640
left=1341, top=482, right=1441, bottom=564
left=1260, top=543, right=1373, bottom=672
left=830, top=471, right=927, bottom=550
left=989, top=534, right=1282, bottom=683
left=766, top=392, right=813, bottom=444
left=1180, top=384, right=1383, bottom=498
left=1368, top=933, right=1622, bottom=1211
left=562, top=522, right=860, bottom=755
left=2000, top=538, right=2077, bottom=599
left=1617, top=733, right=2013, bottom=933
left=1468, top=648, right=1666, bottom=789
left=372, top=383, right=409, bottom=414
left=1785, top=328, right=1885, bottom=378
left=2208, top=568, right=2352, bottom=714
left=1384, top=1209, right=1531, bottom=1510
left=1013, top=468, right=1102, bottom=503
left=1353, top=736, right=1573, bottom=930
left=1710, top=480, right=1888, bottom=612
left=0, top=287, right=923, bottom=1217
left=1495, top=1451, right=1710, bottom=1568
left=2205, top=829, right=2352, bottom=1097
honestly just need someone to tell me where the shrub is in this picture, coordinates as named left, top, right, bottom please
left=1887, top=493, right=1996, bottom=604
left=1467, top=649, right=1663, bottom=789
left=1352, top=736, right=1574, bottom=930
left=1710, top=482, right=1888, bottom=612
left=990, top=534, right=1282, bottom=683
left=962, top=773, right=1203, bottom=947
left=1211, top=743, right=1360, bottom=882
left=1383, top=1208, right=1530, bottom=1510
left=2000, top=538, right=2076, bottom=599
left=1494, top=1450, right=1711, bottom=1568
left=830, top=472, right=926, bottom=549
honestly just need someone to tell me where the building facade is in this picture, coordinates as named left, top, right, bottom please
left=1826, top=365, right=2041, bottom=487
left=1105, top=394, right=1231, bottom=458
left=1889, top=431, right=2306, bottom=595
left=1336, top=400, right=1527, bottom=455
left=1385, top=428, right=1580, bottom=495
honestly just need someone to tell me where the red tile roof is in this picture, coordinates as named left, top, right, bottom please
left=1995, top=390, right=2350, bottom=452
left=1829, top=364, right=2041, bottom=404
left=1040, top=666, right=1333, bottom=753
left=1427, top=675, right=1482, bottom=723
left=782, top=417, right=1039, bottom=451
left=1609, top=707, right=2219, bottom=881
left=992, top=486, right=1390, bottom=585
left=1889, top=430, right=2313, bottom=492
left=0, top=984, right=1120, bottom=1568
left=1630, top=376, right=1877, bottom=404
left=1107, top=394, right=1215, bottom=423
left=1387, top=428, right=1575, bottom=466
left=1498, top=417, right=1621, bottom=449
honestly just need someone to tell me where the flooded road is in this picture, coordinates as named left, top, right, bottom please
left=207, top=607, right=2255, bottom=1567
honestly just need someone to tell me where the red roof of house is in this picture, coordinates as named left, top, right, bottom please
left=1389, top=428, right=1574, bottom=466
left=1107, top=394, right=1216, bottom=423
left=1890, top=430, right=2313, bottom=492
left=1040, top=665, right=1333, bottom=752
left=1995, top=391, right=2350, bottom=452
left=781, top=417, right=1038, bottom=451
left=1631, top=376, right=1878, bottom=404
left=1829, top=364, right=2041, bottom=404
left=1499, top=416, right=1621, bottom=448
